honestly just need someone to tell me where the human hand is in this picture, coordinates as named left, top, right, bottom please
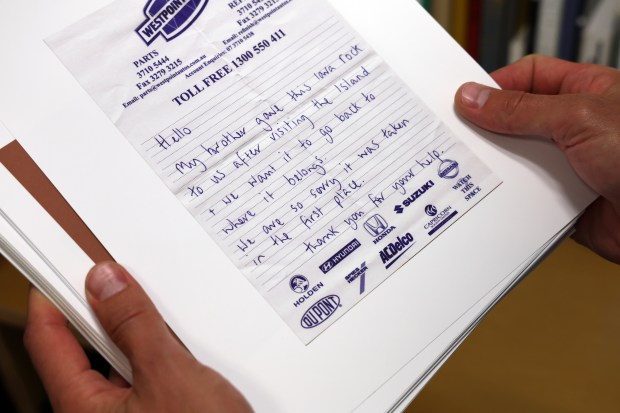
left=455, top=55, right=620, bottom=264
left=24, top=262, right=253, bottom=413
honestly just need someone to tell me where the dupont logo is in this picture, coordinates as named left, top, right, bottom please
left=364, top=214, right=396, bottom=245
left=300, top=295, right=342, bottom=329
left=319, top=239, right=361, bottom=274
left=136, top=0, right=210, bottom=46
left=393, top=180, right=434, bottom=214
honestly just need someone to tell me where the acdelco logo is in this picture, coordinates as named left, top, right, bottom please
left=300, top=295, right=342, bottom=329
left=379, top=233, right=415, bottom=269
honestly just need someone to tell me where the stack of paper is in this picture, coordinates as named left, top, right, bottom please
left=0, top=0, right=594, bottom=411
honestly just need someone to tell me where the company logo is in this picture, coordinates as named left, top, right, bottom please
left=289, top=275, right=309, bottom=294
left=364, top=214, right=388, bottom=236
left=321, top=260, right=334, bottom=272
left=346, top=262, right=368, bottom=294
left=423, top=206, right=459, bottom=236
left=425, top=204, right=438, bottom=216
left=438, top=159, right=459, bottom=179
left=393, top=180, right=434, bottom=214
left=300, top=295, right=342, bottom=329
left=292, top=281, right=325, bottom=308
left=379, top=233, right=415, bottom=269
left=319, top=239, right=361, bottom=274
left=364, top=215, right=397, bottom=245
left=136, top=0, right=210, bottom=46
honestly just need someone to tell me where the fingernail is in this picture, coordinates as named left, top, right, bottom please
left=461, top=82, right=490, bottom=109
left=86, top=262, right=128, bottom=301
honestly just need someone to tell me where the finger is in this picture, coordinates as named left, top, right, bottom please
left=454, top=81, right=591, bottom=141
left=573, top=198, right=620, bottom=264
left=108, top=368, right=131, bottom=388
left=490, top=54, right=620, bottom=96
left=85, top=262, right=193, bottom=380
left=490, top=55, right=581, bottom=94
left=24, top=288, right=112, bottom=408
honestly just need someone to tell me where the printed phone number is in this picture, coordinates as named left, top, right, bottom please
left=136, top=56, right=183, bottom=82
left=236, top=0, right=284, bottom=18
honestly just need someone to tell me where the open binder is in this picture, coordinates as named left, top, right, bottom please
left=0, top=1, right=595, bottom=411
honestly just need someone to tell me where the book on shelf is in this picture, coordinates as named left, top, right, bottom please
left=578, top=0, right=619, bottom=65
left=0, top=0, right=595, bottom=411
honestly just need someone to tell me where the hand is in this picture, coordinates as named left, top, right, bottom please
left=24, top=262, right=253, bottom=413
left=454, top=55, right=620, bottom=264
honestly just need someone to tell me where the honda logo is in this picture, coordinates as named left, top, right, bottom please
left=364, top=214, right=388, bottom=237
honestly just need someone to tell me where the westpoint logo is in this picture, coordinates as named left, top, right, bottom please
left=136, top=0, right=209, bottom=46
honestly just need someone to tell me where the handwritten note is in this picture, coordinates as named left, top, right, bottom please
left=48, top=0, right=501, bottom=342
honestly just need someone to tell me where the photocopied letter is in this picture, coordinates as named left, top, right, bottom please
left=48, top=0, right=501, bottom=343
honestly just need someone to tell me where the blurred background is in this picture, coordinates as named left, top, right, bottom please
left=417, top=0, right=620, bottom=72
left=2, top=0, right=620, bottom=412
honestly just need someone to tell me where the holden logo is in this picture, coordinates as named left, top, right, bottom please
left=289, top=275, right=309, bottom=294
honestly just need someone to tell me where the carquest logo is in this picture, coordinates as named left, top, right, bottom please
left=300, top=295, right=342, bottom=329
left=393, top=180, right=434, bottom=214
left=136, top=0, right=210, bottom=46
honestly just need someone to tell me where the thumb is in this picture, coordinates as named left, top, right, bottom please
left=455, top=82, right=589, bottom=145
left=86, top=262, right=190, bottom=380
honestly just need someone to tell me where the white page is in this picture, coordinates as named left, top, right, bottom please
left=0, top=164, right=131, bottom=378
left=0, top=1, right=596, bottom=411
left=376, top=225, right=576, bottom=412
left=47, top=0, right=501, bottom=343
left=0, top=121, right=13, bottom=148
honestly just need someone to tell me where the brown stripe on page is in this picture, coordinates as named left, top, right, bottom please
left=0, top=140, right=113, bottom=263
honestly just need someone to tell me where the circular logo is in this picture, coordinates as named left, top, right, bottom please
left=289, top=275, right=309, bottom=294
left=425, top=205, right=438, bottom=216
left=438, top=159, right=459, bottom=179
